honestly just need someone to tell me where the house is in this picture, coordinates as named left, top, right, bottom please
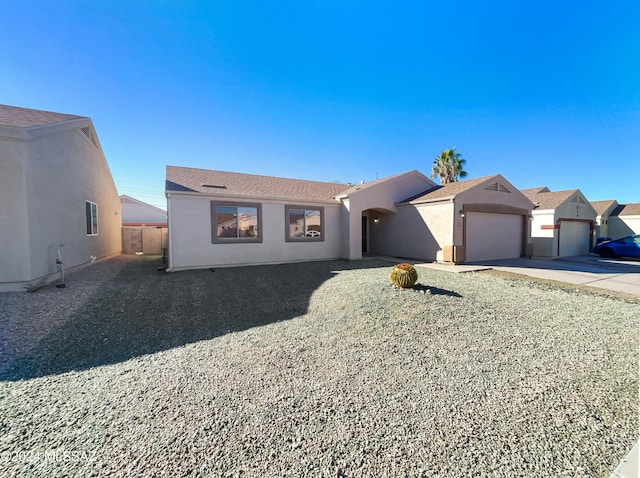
left=590, top=199, right=618, bottom=239
left=120, top=195, right=167, bottom=227
left=608, top=203, right=640, bottom=238
left=522, top=187, right=597, bottom=258
left=0, top=104, right=122, bottom=291
left=373, top=175, right=534, bottom=263
left=165, top=166, right=534, bottom=270
left=120, top=195, right=168, bottom=254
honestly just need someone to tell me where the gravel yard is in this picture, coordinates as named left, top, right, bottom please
left=0, top=255, right=638, bottom=477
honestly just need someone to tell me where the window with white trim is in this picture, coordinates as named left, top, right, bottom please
left=285, top=206, right=324, bottom=241
left=85, top=201, right=98, bottom=235
left=211, top=201, right=262, bottom=243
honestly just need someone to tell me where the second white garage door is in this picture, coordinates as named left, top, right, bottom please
left=559, top=221, right=590, bottom=257
left=466, top=212, right=523, bottom=262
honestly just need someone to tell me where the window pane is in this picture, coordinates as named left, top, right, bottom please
left=305, top=209, right=321, bottom=237
left=237, top=207, right=258, bottom=238
left=91, top=203, right=98, bottom=235
left=288, top=209, right=305, bottom=238
left=216, top=206, right=237, bottom=237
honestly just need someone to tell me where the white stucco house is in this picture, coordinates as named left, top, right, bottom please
left=522, top=187, right=597, bottom=258
left=608, top=203, right=640, bottom=239
left=165, top=166, right=534, bottom=271
left=0, top=104, right=122, bottom=291
left=120, top=195, right=167, bottom=226
left=120, top=195, right=168, bottom=255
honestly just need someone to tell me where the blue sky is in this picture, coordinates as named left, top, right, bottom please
left=2, top=1, right=639, bottom=208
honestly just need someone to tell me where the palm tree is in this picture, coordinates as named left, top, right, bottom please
left=431, top=148, right=468, bottom=184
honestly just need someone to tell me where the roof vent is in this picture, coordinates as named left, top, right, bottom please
left=202, top=184, right=227, bottom=189
left=80, top=126, right=98, bottom=148
left=485, top=181, right=511, bottom=193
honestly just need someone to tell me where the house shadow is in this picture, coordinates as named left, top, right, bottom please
left=0, top=257, right=395, bottom=381
left=413, top=283, right=462, bottom=297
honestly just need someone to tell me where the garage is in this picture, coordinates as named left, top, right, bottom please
left=465, top=212, right=523, bottom=262
left=559, top=220, right=591, bottom=256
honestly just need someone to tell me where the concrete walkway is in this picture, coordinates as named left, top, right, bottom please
left=373, top=254, right=639, bottom=477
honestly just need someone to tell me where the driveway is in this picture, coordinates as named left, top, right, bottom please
left=470, top=255, right=640, bottom=296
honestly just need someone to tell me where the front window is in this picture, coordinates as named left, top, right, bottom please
left=211, top=202, right=261, bottom=243
left=85, top=201, right=98, bottom=235
left=286, top=206, right=324, bottom=241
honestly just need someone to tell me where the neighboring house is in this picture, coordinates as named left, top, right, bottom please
left=522, top=187, right=597, bottom=258
left=165, top=166, right=534, bottom=270
left=120, top=195, right=167, bottom=226
left=0, top=104, right=122, bottom=291
left=608, top=203, right=640, bottom=239
left=120, top=195, right=168, bottom=254
left=375, top=175, right=534, bottom=263
left=590, top=199, right=619, bottom=240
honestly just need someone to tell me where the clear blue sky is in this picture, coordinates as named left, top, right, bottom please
left=2, top=1, right=639, bottom=209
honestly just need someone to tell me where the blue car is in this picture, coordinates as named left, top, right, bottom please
left=593, top=234, right=640, bottom=258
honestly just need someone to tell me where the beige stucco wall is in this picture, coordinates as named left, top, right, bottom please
left=608, top=216, right=640, bottom=239
left=370, top=201, right=453, bottom=261
left=167, top=193, right=343, bottom=270
left=530, top=210, right=556, bottom=258
left=0, top=139, right=31, bottom=282
left=343, top=172, right=437, bottom=260
left=0, top=121, right=122, bottom=290
left=121, top=201, right=167, bottom=224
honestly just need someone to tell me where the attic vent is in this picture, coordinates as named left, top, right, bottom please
left=570, top=196, right=586, bottom=204
left=80, top=126, right=98, bottom=148
left=484, top=182, right=511, bottom=193
left=202, top=184, right=227, bottom=189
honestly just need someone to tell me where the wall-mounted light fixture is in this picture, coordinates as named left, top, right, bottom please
left=459, top=211, right=465, bottom=218
left=373, top=217, right=379, bottom=223
left=528, top=216, right=534, bottom=221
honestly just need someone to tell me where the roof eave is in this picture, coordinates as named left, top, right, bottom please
left=165, top=189, right=341, bottom=205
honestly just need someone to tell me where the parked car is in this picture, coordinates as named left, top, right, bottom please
left=593, top=234, right=640, bottom=258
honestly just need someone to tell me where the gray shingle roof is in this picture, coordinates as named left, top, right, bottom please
left=166, top=166, right=351, bottom=202
left=402, top=175, right=502, bottom=203
left=590, top=200, right=618, bottom=216
left=522, top=188, right=579, bottom=210
left=338, top=170, right=424, bottom=196
left=0, top=104, right=86, bottom=128
left=611, top=203, right=640, bottom=216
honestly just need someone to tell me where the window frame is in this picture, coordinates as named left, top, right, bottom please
left=285, top=205, right=325, bottom=242
left=85, top=201, right=98, bottom=236
left=211, top=201, right=262, bottom=244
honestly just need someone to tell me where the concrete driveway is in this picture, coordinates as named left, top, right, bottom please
left=471, top=254, right=640, bottom=296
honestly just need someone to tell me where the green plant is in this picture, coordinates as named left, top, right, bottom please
left=390, top=263, right=418, bottom=289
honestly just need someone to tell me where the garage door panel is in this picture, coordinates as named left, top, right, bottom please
left=559, top=221, right=590, bottom=257
left=466, top=212, right=522, bottom=262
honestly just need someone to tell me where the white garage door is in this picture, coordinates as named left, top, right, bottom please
left=466, top=212, right=523, bottom=262
left=559, top=221, right=590, bottom=257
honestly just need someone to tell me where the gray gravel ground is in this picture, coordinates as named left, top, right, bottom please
left=0, top=255, right=637, bottom=477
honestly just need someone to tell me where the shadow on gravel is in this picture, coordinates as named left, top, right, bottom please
left=1, top=257, right=391, bottom=381
left=414, top=284, right=462, bottom=297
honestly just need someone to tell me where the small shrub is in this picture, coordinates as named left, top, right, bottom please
left=390, top=263, right=418, bottom=289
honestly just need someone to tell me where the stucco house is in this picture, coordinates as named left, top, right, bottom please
left=0, top=104, right=122, bottom=291
left=608, top=203, right=640, bottom=238
left=120, top=195, right=168, bottom=255
left=590, top=199, right=619, bottom=240
left=165, top=166, right=534, bottom=270
left=374, top=175, right=534, bottom=263
left=522, top=187, right=597, bottom=258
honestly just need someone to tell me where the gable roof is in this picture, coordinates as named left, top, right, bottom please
left=338, top=170, right=428, bottom=197
left=611, top=203, right=640, bottom=216
left=522, top=188, right=582, bottom=210
left=401, top=175, right=510, bottom=203
left=166, top=166, right=350, bottom=203
left=520, top=186, right=550, bottom=195
left=590, top=199, right=618, bottom=216
left=0, top=104, right=86, bottom=128
left=120, top=195, right=167, bottom=214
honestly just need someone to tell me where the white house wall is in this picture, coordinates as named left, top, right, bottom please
left=530, top=211, right=556, bottom=258
left=167, top=194, right=343, bottom=270
left=121, top=201, right=167, bottom=224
